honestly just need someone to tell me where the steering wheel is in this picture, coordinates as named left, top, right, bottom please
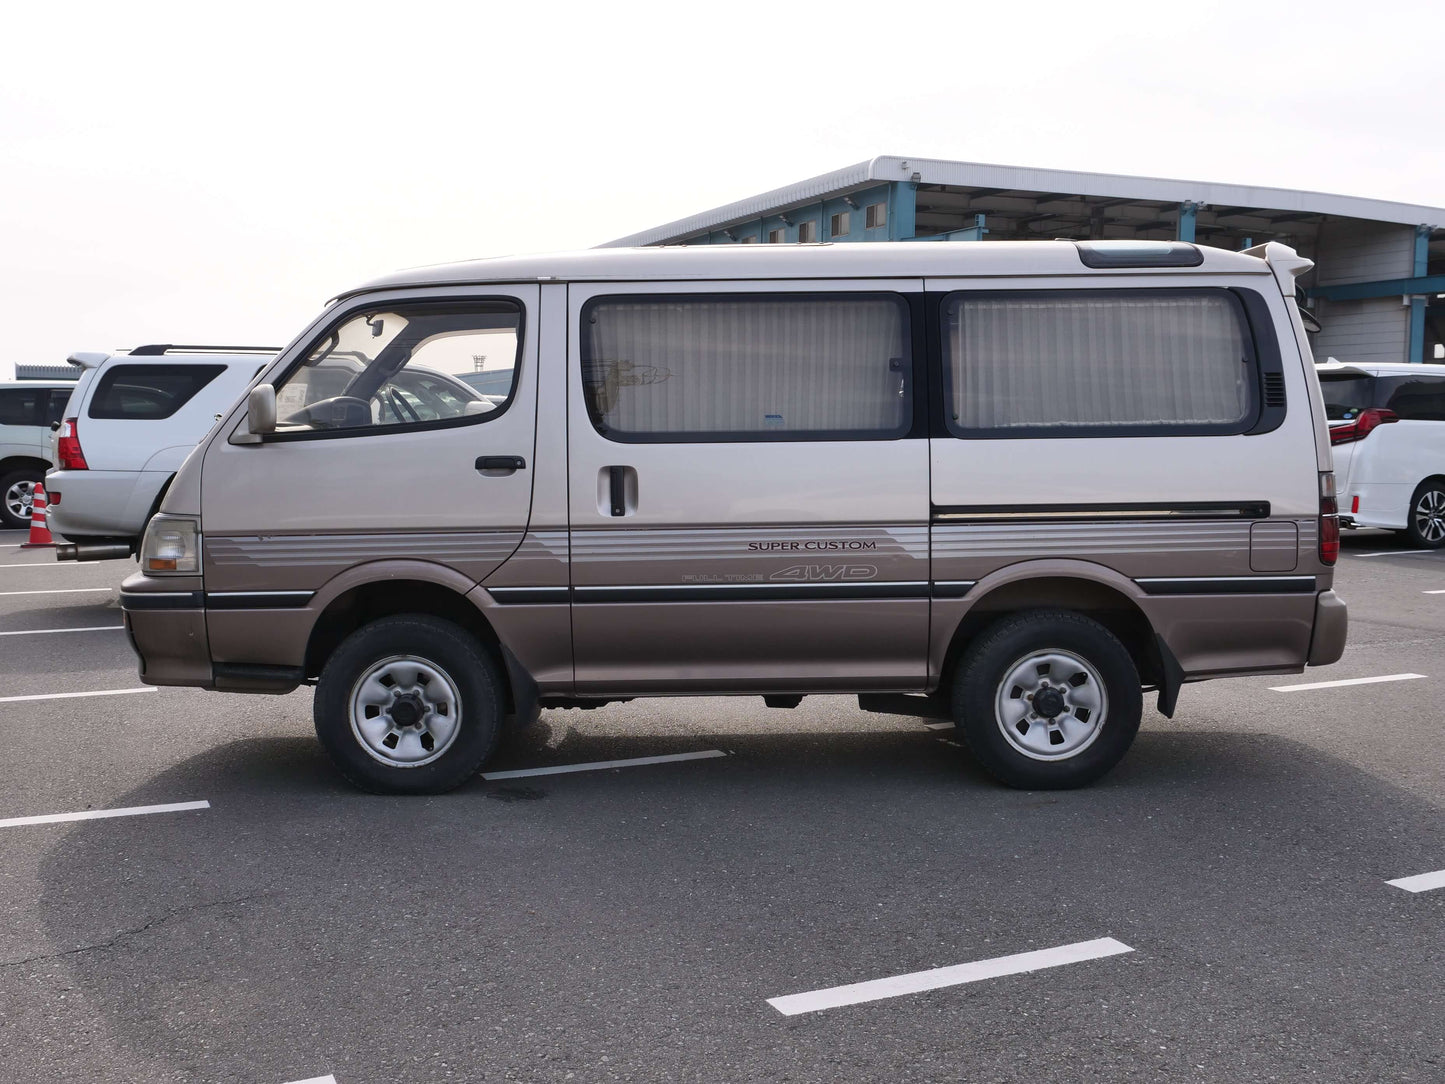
left=287, top=395, right=374, bottom=430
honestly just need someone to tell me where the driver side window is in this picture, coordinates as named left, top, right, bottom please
left=273, top=301, right=522, bottom=434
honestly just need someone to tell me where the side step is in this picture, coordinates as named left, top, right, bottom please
left=857, top=693, right=953, bottom=721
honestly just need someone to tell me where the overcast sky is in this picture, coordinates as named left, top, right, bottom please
left=3, top=0, right=1442, bottom=378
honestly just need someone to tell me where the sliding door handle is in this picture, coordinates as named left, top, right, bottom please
left=475, top=455, right=527, bottom=472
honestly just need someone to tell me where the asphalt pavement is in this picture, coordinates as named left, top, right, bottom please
left=0, top=527, right=1440, bottom=1083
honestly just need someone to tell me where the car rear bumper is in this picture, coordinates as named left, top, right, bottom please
left=44, top=469, right=164, bottom=539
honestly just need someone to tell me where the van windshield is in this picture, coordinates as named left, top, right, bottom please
left=274, top=303, right=521, bottom=431
left=1318, top=373, right=1375, bottom=421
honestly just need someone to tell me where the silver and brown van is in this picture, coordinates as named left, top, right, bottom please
left=121, top=240, right=1347, bottom=793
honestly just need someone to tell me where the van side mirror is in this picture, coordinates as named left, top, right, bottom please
left=243, top=383, right=277, bottom=440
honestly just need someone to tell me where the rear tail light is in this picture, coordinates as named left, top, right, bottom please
left=1319, top=472, right=1339, bottom=565
left=56, top=418, right=88, bottom=470
left=1330, top=407, right=1398, bottom=446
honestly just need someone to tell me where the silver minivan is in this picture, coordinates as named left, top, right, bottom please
left=121, top=240, right=1347, bottom=793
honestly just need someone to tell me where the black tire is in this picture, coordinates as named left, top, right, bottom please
left=1404, top=478, right=1445, bottom=549
left=952, top=610, right=1142, bottom=790
left=0, top=467, right=42, bottom=530
left=313, top=615, right=505, bottom=794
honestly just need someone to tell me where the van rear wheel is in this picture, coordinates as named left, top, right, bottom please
left=952, top=610, right=1142, bottom=789
left=313, top=615, right=504, bottom=794
left=1405, top=480, right=1445, bottom=549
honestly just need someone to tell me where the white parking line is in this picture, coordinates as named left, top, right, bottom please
left=281, top=1077, right=337, bottom=1084
left=1387, top=869, right=1445, bottom=894
left=1353, top=549, right=1436, bottom=558
left=0, top=687, right=155, bottom=705
left=0, top=562, right=109, bottom=570
left=0, top=800, right=209, bottom=829
left=923, top=721, right=956, bottom=730
left=0, top=625, right=123, bottom=637
left=1424, top=590, right=1445, bottom=595
left=766, top=937, right=1134, bottom=1016
left=0, top=588, right=113, bottom=597
left=1268, top=673, right=1425, bottom=692
left=481, top=749, right=728, bottom=780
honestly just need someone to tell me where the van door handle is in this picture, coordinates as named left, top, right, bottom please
left=475, top=455, right=527, bottom=472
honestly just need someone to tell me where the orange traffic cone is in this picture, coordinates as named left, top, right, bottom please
left=20, top=483, right=54, bottom=549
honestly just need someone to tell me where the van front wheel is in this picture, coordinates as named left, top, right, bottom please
left=314, top=615, right=504, bottom=794
left=952, top=611, right=1142, bottom=790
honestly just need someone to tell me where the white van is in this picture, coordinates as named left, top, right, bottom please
left=45, top=346, right=275, bottom=558
left=1316, top=360, right=1445, bottom=547
left=120, top=241, right=1347, bottom=794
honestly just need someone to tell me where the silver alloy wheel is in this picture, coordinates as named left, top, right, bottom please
left=348, top=654, right=463, bottom=768
left=993, top=649, right=1108, bottom=761
left=4, top=480, right=34, bottom=522
left=1414, top=488, right=1445, bottom=544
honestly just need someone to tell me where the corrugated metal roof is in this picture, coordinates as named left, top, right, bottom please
left=342, top=240, right=1270, bottom=298
left=13, top=364, right=79, bottom=381
left=603, top=155, right=1445, bottom=246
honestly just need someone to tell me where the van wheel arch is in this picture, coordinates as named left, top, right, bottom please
left=304, top=580, right=518, bottom=715
left=940, top=576, right=1163, bottom=697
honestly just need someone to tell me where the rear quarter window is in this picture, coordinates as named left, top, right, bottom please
left=0, top=388, right=45, bottom=426
left=1382, top=376, right=1445, bottom=421
left=88, top=365, right=226, bottom=420
left=940, top=288, right=1259, bottom=437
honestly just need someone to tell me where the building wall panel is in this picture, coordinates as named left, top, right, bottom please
left=1315, top=219, right=1416, bottom=286
left=1311, top=296, right=1409, bottom=364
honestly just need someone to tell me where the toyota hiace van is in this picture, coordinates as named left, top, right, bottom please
left=120, top=240, right=1347, bottom=793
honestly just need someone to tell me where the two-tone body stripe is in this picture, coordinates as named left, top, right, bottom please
left=491, top=576, right=1316, bottom=603
left=933, top=501, right=1270, bottom=523
left=120, top=591, right=203, bottom=611
left=120, top=591, right=316, bottom=611
left=490, top=582, right=970, bottom=604
left=1135, top=576, right=1317, bottom=595
left=488, top=586, right=570, bottom=605
left=205, top=591, right=315, bottom=609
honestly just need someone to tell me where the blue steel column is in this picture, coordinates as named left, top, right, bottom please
left=1408, top=225, right=1430, bottom=363
left=1176, top=202, right=1199, bottom=243
left=887, top=182, right=917, bottom=241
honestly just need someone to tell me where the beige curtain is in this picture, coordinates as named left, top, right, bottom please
left=584, top=297, right=908, bottom=436
left=947, top=294, right=1249, bottom=429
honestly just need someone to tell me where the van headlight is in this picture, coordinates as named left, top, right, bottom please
left=141, top=514, right=202, bottom=574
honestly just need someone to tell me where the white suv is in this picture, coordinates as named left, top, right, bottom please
left=1317, top=360, right=1445, bottom=547
left=46, top=346, right=274, bottom=558
left=0, top=381, right=74, bottom=529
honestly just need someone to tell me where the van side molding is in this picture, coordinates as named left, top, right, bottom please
left=933, top=501, right=1271, bottom=523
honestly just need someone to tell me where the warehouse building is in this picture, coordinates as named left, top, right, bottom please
left=606, top=156, right=1445, bottom=365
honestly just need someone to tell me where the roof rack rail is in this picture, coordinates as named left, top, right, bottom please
left=129, top=344, right=281, bottom=356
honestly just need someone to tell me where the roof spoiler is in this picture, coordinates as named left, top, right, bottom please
left=1240, top=241, right=1314, bottom=295
left=65, top=351, right=112, bottom=369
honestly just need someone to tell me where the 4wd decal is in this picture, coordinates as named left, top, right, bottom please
left=769, top=564, right=878, bottom=582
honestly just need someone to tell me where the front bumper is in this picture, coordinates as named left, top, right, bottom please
left=1307, top=589, right=1348, bottom=667
left=120, top=573, right=212, bottom=687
